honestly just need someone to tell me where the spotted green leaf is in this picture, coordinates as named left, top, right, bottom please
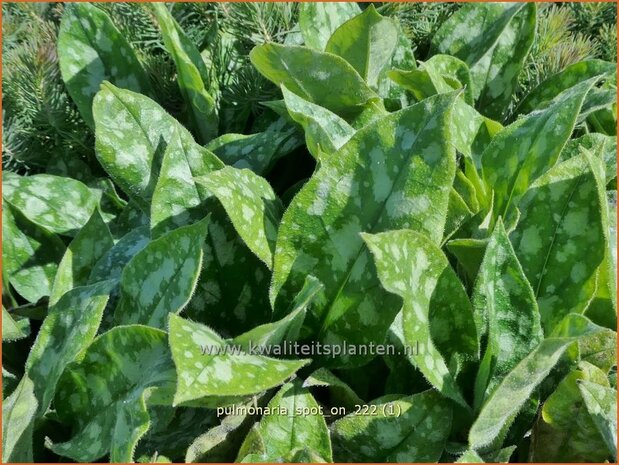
left=115, top=217, right=208, bottom=329
left=271, top=93, right=458, bottom=367
left=49, top=209, right=113, bottom=306
left=50, top=325, right=176, bottom=462
left=515, top=60, right=616, bottom=118
left=578, top=379, right=618, bottom=460
left=88, top=226, right=150, bottom=284
left=2, top=200, right=65, bottom=303
left=469, top=315, right=608, bottom=449
left=168, top=314, right=309, bottom=406
left=510, top=151, right=607, bottom=333
left=250, top=43, right=378, bottom=118
left=3, top=173, right=98, bottom=236
left=530, top=362, right=611, bottom=462
left=58, top=3, right=151, bottom=127
left=93, top=82, right=220, bottom=212
left=331, top=390, right=452, bottom=462
left=473, top=220, right=543, bottom=409
left=281, top=85, right=355, bottom=161
left=2, top=376, right=37, bottom=462
left=195, top=166, right=283, bottom=268
left=299, top=2, right=361, bottom=50
left=325, top=5, right=398, bottom=88
left=431, top=3, right=536, bottom=119
left=151, top=4, right=217, bottom=144
left=148, top=122, right=272, bottom=336
left=363, top=230, right=476, bottom=407
left=150, top=126, right=223, bottom=238
left=26, top=280, right=115, bottom=416
left=2, top=307, right=28, bottom=342
left=482, top=78, right=596, bottom=224
left=239, top=381, right=332, bottom=462
left=206, top=119, right=301, bottom=175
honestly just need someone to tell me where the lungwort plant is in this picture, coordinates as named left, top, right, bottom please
left=2, top=2, right=617, bottom=463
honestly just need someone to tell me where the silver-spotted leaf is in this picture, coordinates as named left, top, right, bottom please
left=151, top=3, right=217, bottom=144
left=271, top=93, right=458, bottom=367
left=469, top=315, right=608, bottom=449
left=49, top=209, right=114, bottom=306
left=93, top=82, right=220, bottom=211
left=3, top=173, right=98, bottom=236
left=281, top=85, right=355, bottom=160
left=115, top=217, right=208, bottom=329
left=482, top=77, right=596, bottom=223
left=515, top=60, right=616, bottom=117
left=431, top=3, right=536, bottom=119
left=299, top=2, right=361, bottom=50
left=58, top=3, right=151, bottom=127
left=473, top=220, right=543, bottom=409
left=578, top=379, right=618, bottom=460
left=195, top=166, right=283, bottom=268
left=363, top=230, right=476, bottom=407
left=240, top=381, right=332, bottom=462
left=51, top=325, right=176, bottom=462
left=331, top=390, right=452, bottom=462
left=325, top=5, right=399, bottom=88
left=2, top=200, right=66, bottom=303
left=168, top=314, right=308, bottom=405
left=250, top=43, right=377, bottom=118
left=26, top=280, right=116, bottom=416
left=510, top=151, right=607, bottom=333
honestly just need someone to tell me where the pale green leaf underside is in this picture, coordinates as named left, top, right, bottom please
left=2, top=376, right=38, bottom=463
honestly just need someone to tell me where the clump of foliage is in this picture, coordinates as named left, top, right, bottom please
left=2, top=3, right=617, bottom=464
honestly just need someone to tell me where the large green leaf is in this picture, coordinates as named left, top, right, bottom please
left=168, top=314, right=308, bottom=406
left=250, top=43, right=378, bottom=118
left=49, top=209, right=114, bottom=306
left=560, top=133, right=617, bottom=184
left=3, top=173, right=98, bottom=236
left=469, top=315, right=609, bottom=449
left=325, top=5, right=399, bottom=88
left=472, top=220, right=543, bottom=409
left=57, top=3, right=151, bottom=127
left=195, top=166, right=283, bottom=268
left=482, top=78, right=596, bottom=224
left=271, top=93, right=458, bottom=366
left=281, top=85, right=355, bottom=161
left=579, top=379, right=618, bottom=460
left=50, top=325, right=176, bottom=462
left=238, top=381, right=333, bottom=462
left=514, top=60, right=616, bottom=117
left=510, top=151, right=608, bottom=333
left=26, top=280, right=115, bottom=416
left=331, top=390, right=452, bottom=462
left=530, top=363, right=611, bottom=462
left=363, top=230, right=477, bottom=407
left=431, top=3, right=536, bottom=119
left=2, top=376, right=37, bottom=462
left=93, top=82, right=221, bottom=212
left=2, top=200, right=65, bottom=303
left=115, top=217, right=209, bottom=329
left=151, top=4, right=217, bottom=144
left=298, top=2, right=361, bottom=50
